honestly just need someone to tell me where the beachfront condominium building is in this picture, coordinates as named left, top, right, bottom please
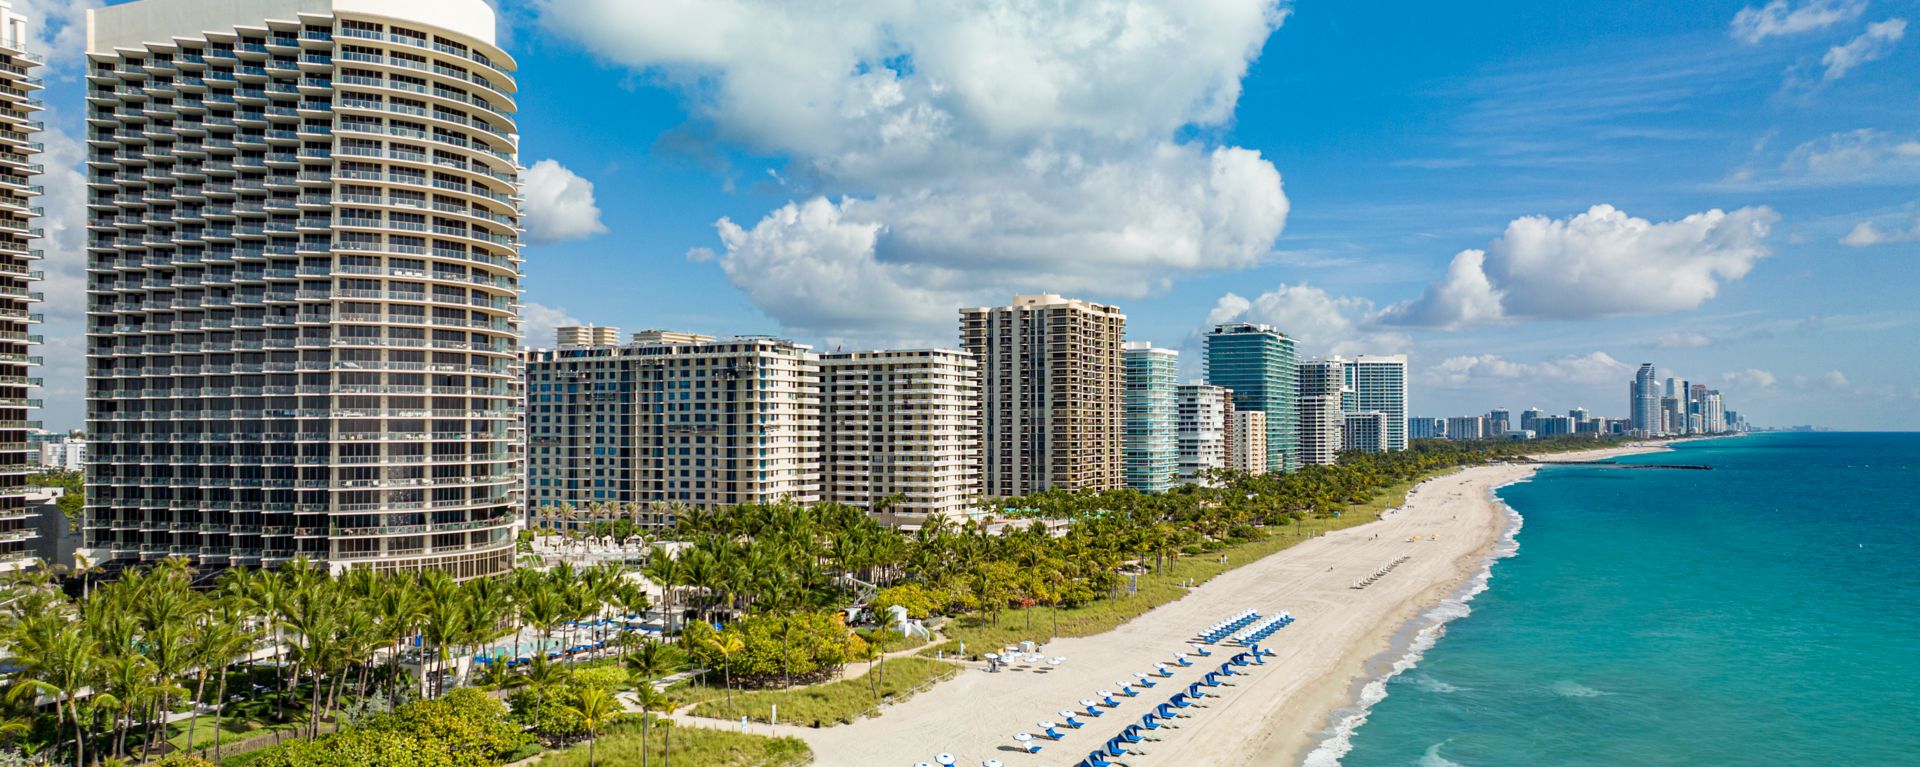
left=554, top=325, right=617, bottom=348
left=1122, top=343, right=1178, bottom=493
left=1344, top=355, right=1409, bottom=451
left=525, top=334, right=821, bottom=524
left=1569, top=407, right=1590, bottom=423
left=1408, top=417, right=1445, bottom=440
left=1204, top=323, right=1296, bottom=472
left=0, top=0, right=39, bottom=572
left=82, top=0, right=523, bottom=576
left=1486, top=407, right=1511, bottom=435
left=1295, top=359, right=1346, bottom=467
left=820, top=348, right=980, bottom=523
left=1343, top=411, right=1388, bottom=453
left=961, top=295, right=1125, bottom=496
left=1519, top=408, right=1544, bottom=433
left=1175, top=383, right=1231, bottom=484
left=1445, top=416, right=1487, bottom=441
left=1703, top=390, right=1726, bottom=433
left=1227, top=410, right=1266, bottom=475
left=1631, top=364, right=1662, bottom=436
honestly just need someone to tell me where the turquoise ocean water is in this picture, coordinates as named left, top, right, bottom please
left=1308, top=433, right=1920, bottom=767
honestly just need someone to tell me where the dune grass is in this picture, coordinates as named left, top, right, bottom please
left=538, top=716, right=811, bottom=767
left=934, top=475, right=1430, bottom=655
left=671, top=656, right=960, bottom=726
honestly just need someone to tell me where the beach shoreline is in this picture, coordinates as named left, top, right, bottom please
left=765, top=440, right=1691, bottom=767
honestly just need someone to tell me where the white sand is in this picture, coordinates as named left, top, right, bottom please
left=723, top=445, right=1668, bottom=766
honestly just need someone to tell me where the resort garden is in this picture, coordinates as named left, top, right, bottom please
left=0, top=436, right=1617, bottom=766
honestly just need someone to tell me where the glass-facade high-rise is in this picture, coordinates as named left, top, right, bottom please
left=1344, top=355, right=1408, bottom=451
left=84, top=0, right=523, bottom=577
left=1122, top=343, right=1177, bottom=492
left=1204, top=323, right=1296, bottom=472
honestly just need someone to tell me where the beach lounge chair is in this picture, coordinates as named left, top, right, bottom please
left=1085, top=751, right=1115, bottom=767
left=1169, top=693, right=1192, bottom=708
left=1040, top=721, right=1064, bottom=739
left=1136, top=671, right=1158, bottom=687
left=1193, top=643, right=1213, bottom=657
left=1153, top=663, right=1173, bottom=677
left=1060, top=709, right=1084, bottom=728
left=1081, top=699, right=1104, bottom=717
left=1174, top=653, right=1193, bottom=667
left=1106, top=738, right=1129, bottom=756
left=1014, top=733, right=1041, bottom=754
left=1187, top=682, right=1208, bottom=697
left=1157, top=701, right=1181, bottom=717
left=1117, top=681, right=1137, bottom=696
left=1141, top=713, right=1162, bottom=730
left=1099, top=690, right=1119, bottom=707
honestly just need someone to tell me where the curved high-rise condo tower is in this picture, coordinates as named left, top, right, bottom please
left=84, top=0, right=522, bottom=577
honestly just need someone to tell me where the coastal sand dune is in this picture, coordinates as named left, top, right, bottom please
left=746, top=446, right=1664, bottom=766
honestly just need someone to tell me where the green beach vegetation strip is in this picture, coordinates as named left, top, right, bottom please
left=669, top=656, right=960, bottom=726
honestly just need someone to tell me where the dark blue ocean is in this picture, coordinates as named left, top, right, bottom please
left=1314, top=433, right=1920, bottom=767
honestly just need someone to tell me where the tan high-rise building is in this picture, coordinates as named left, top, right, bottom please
left=1228, top=410, right=1267, bottom=475
left=960, top=294, right=1124, bottom=497
left=525, top=335, right=820, bottom=522
left=820, top=349, right=980, bottom=524
left=555, top=325, right=618, bottom=347
left=1296, top=359, right=1347, bottom=466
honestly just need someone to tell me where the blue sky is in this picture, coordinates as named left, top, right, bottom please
left=34, top=0, right=1920, bottom=430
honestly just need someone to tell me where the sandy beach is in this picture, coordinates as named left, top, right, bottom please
left=710, top=443, right=1672, bottom=766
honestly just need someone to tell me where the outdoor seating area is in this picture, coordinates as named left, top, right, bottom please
left=909, top=609, right=1296, bottom=767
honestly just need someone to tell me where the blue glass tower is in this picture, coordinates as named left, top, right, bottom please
left=1204, top=323, right=1297, bottom=472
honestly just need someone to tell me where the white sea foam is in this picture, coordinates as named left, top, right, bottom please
left=1409, top=673, right=1464, bottom=694
left=1300, top=479, right=1527, bottom=767
left=1550, top=680, right=1609, bottom=698
left=1417, top=741, right=1468, bottom=767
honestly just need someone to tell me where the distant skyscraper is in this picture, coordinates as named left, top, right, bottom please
left=1344, top=355, right=1409, bottom=451
left=1569, top=407, right=1590, bottom=422
left=1408, top=417, right=1446, bottom=440
left=1487, top=408, right=1512, bottom=435
left=1175, top=384, right=1231, bottom=484
left=1227, top=410, right=1267, bottom=475
left=1122, top=343, right=1179, bottom=493
left=1343, top=411, right=1389, bottom=453
left=555, top=326, right=619, bottom=347
left=1205, top=323, right=1297, bottom=471
left=1446, top=416, right=1487, bottom=441
left=1631, top=364, right=1662, bottom=436
left=1520, top=408, right=1545, bottom=433
left=1295, top=360, right=1346, bottom=466
left=961, top=295, right=1125, bottom=496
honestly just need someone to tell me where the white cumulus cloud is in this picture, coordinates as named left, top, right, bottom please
left=521, top=159, right=608, bottom=244
left=536, top=0, right=1292, bottom=337
left=1379, top=204, right=1778, bottom=329
left=1724, top=368, right=1779, bottom=388
left=1204, top=282, right=1409, bottom=358
left=1730, top=0, right=1866, bottom=44
left=1822, top=18, right=1907, bottom=80
left=1840, top=214, right=1920, bottom=246
left=1822, top=369, right=1851, bottom=389
left=519, top=302, right=585, bottom=349
left=1426, top=352, right=1633, bottom=387
left=1654, top=331, right=1715, bottom=349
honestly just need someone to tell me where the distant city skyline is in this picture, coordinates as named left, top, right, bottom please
left=26, top=0, right=1920, bottom=432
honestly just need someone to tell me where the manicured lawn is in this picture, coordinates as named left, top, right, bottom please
left=538, top=717, right=811, bottom=767
left=164, top=712, right=304, bottom=752
left=935, top=475, right=1432, bottom=654
left=671, top=656, right=960, bottom=726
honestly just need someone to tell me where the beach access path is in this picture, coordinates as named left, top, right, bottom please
left=705, top=444, right=1664, bottom=766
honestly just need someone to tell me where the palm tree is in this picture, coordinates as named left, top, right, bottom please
left=522, top=653, right=569, bottom=734
left=182, top=611, right=252, bottom=757
left=561, top=686, right=620, bottom=767
left=8, top=617, right=97, bottom=767
left=701, top=633, right=744, bottom=715
left=630, top=683, right=672, bottom=767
